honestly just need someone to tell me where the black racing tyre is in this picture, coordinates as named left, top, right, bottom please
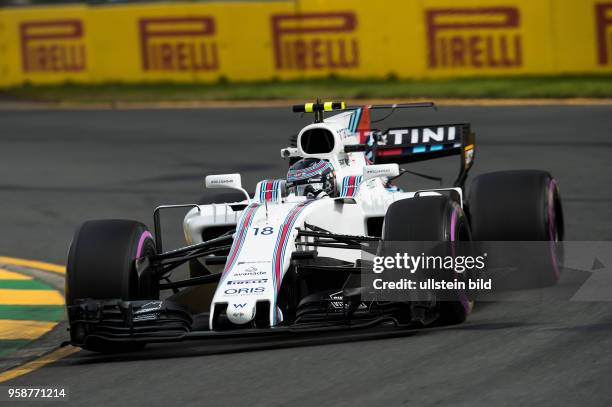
left=467, top=170, right=563, bottom=287
left=66, top=219, right=157, bottom=352
left=467, top=170, right=563, bottom=241
left=381, top=196, right=473, bottom=325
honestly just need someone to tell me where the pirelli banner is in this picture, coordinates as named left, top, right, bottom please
left=0, top=0, right=612, bottom=86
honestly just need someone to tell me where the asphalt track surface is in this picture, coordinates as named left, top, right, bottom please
left=1, top=105, right=612, bottom=406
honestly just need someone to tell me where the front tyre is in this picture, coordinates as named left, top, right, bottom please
left=66, top=219, right=158, bottom=352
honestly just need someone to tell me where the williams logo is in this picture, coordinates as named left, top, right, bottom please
left=139, top=16, right=219, bottom=72
left=134, top=300, right=163, bottom=314
left=425, top=7, right=522, bottom=69
left=271, top=12, right=359, bottom=71
left=596, top=3, right=612, bottom=65
left=20, top=19, right=86, bottom=73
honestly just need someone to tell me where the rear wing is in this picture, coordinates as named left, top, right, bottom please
left=290, top=101, right=475, bottom=188
left=346, top=123, right=475, bottom=188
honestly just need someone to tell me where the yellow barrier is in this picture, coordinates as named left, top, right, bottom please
left=0, top=0, right=611, bottom=87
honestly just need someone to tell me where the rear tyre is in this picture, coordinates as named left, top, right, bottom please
left=381, top=196, right=473, bottom=325
left=467, top=170, right=563, bottom=287
left=66, top=219, right=157, bottom=352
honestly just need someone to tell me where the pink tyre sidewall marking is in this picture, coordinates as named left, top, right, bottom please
left=136, top=230, right=154, bottom=258
left=450, top=207, right=471, bottom=314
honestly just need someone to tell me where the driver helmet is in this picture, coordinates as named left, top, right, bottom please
left=286, top=158, right=336, bottom=197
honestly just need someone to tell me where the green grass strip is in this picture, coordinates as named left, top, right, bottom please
left=2, top=75, right=612, bottom=102
left=0, top=305, right=64, bottom=321
left=0, top=279, right=54, bottom=290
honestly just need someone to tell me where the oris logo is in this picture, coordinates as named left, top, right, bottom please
left=271, top=12, right=359, bottom=71
left=139, top=17, right=219, bottom=72
left=224, top=287, right=265, bottom=295
left=20, top=19, right=86, bottom=73
left=425, top=7, right=522, bottom=69
left=596, top=3, right=612, bottom=65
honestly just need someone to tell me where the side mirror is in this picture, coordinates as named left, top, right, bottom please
left=363, top=164, right=400, bottom=181
left=205, top=174, right=251, bottom=203
left=280, top=147, right=299, bottom=159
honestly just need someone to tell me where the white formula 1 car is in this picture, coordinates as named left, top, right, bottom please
left=65, top=101, right=563, bottom=352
